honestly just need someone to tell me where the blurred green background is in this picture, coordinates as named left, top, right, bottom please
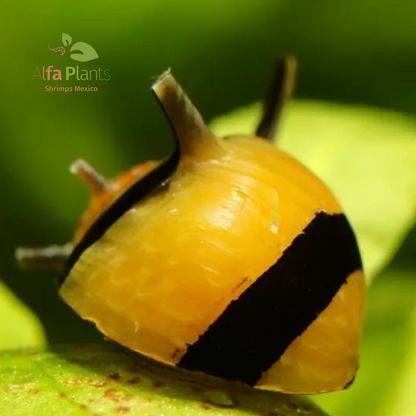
left=1, top=1, right=416, bottom=415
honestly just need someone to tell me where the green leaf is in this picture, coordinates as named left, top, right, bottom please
left=62, top=33, right=72, bottom=47
left=0, top=279, right=45, bottom=350
left=70, top=42, right=99, bottom=62
left=0, top=344, right=327, bottom=416
left=210, top=101, right=416, bottom=280
left=379, top=306, right=416, bottom=416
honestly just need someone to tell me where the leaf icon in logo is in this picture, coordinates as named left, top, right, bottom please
left=69, top=42, right=99, bottom=62
left=62, top=33, right=72, bottom=47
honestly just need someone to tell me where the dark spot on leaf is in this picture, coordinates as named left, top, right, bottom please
left=201, top=404, right=212, bottom=410
left=128, top=377, right=140, bottom=384
left=65, top=378, right=83, bottom=386
left=79, top=404, right=87, bottom=410
left=153, top=381, right=164, bottom=388
left=109, top=373, right=121, bottom=381
left=58, top=392, right=66, bottom=399
left=192, top=386, right=204, bottom=393
left=90, top=379, right=107, bottom=388
left=104, top=389, right=118, bottom=400
left=104, top=389, right=131, bottom=403
left=116, top=406, right=131, bottom=414
left=29, top=388, right=39, bottom=395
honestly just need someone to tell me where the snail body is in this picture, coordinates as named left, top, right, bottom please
left=18, top=60, right=365, bottom=394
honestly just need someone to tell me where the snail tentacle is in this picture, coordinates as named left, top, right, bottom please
left=16, top=244, right=71, bottom=271
left=152, top=70, right=220, bottom=161
left=256, top=56, right=297, bottom=141
left=70, top=159, right=109, bottom=194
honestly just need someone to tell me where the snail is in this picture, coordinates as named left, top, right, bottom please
left=17, top=58, right=366, bottom=394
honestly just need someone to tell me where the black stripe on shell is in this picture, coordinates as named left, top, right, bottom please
left=178, top=212, right=362, bottom=386
left=62, top=147, right=180, bottom=283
